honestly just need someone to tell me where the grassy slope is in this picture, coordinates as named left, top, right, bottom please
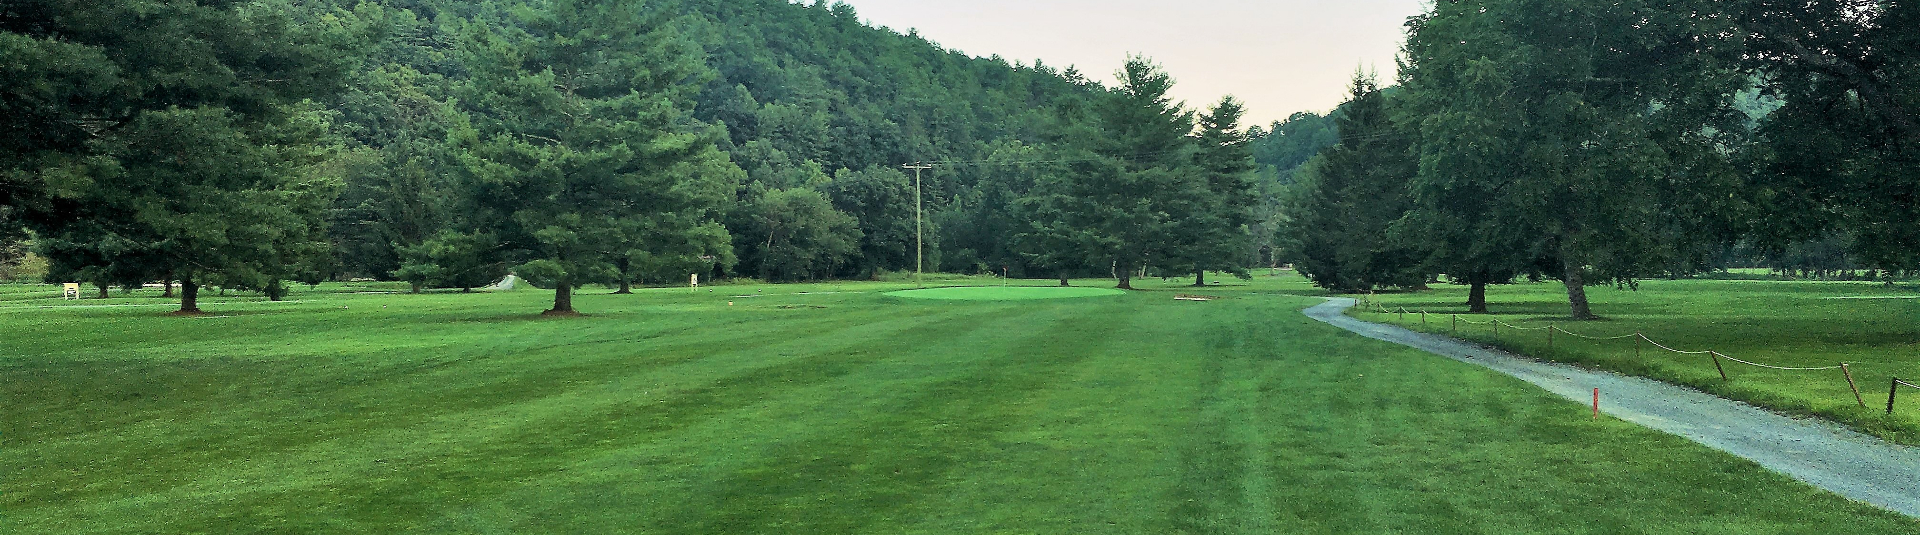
left=3, top=277, right=1914, bottom=533
left=1348, top=278, right=1920, bottom=445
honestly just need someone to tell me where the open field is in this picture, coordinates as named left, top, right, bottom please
left=1350, top=278, right=1920, bottom=446
left=4, top=276, right=1916, bottom=533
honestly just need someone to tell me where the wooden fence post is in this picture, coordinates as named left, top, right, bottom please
left=1843, top=364, right=1865, bottom=408
left=1710, top=352, right=1729, bottom=381
left=1890, top=377, right=1902, bottom=415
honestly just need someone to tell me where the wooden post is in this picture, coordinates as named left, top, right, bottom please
left=1842, top=364, right=1865, bottom=408
left=1452, top=315, right=1458, bottom=333
left=1421, top=311, right=1428, bottom=327
left=1634, top=334, right=1642, bottom=358
left=1890, top=377, right=1902, bottom=415
left=1710, top=352, right=1729, bottom=381
left=1593, top=388, right=1600, bottom=420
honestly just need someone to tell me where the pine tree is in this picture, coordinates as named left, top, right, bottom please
left=1045, top=56, right=1198, bottom=290
left=453, top=0, right=737, bottom=314
left=1176, top=96, right=1260, bottom=286
left=1281, top=74, right=1428, bottom=293
left=4, top=0, right=353, bottom=314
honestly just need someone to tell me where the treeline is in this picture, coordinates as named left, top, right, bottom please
left=1, top=0, right=1263, bottom=314
left=1279, top=0, right=1918, bottom=319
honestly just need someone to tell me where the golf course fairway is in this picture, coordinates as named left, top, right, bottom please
left=1, top=277, right=1913, bottom=533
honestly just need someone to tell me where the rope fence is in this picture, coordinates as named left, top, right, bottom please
left=1348, top=293, right=1914, bottom=415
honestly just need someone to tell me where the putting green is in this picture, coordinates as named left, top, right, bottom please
left=884, top=286, right=1126, bottom=300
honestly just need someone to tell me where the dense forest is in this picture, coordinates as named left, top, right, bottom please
left=1, top=0, right=1265, bottom=313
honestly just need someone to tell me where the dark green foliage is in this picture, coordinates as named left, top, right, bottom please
left=1035, top=57, right=1202, bottom=290
left=822, top=166, right=916, bottom=279
left=394, top=230, right=507, bottom=292
left=450, top=0, right=736, bottom=314
left=1172, top=96, right=1262, bottom=284
left=735, top=187, right=861, bottom=281
left=1739, top=1, right=1920, bottom=272
left=3, top=0, right=353, bottom=312
left=1399, top=0, right=1748, bottom=319
left=677, top=0, right=1104, bottom=276
left=1004, top=143, right=1092, bottom=283
left=326, top=53, right=468, bottom=282
left=1280, top=74, right=1429, bottom=292
left=1248, top=111, right=1340, bottom=185
left=0, top=0, right=350, bottom=227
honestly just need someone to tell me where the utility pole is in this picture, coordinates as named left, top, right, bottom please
left=902, top=163, right=933, bottom=287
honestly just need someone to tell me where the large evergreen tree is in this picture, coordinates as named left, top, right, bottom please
left=3, top=0, right=354, bottom=313
left=1041, top=56, right=1198, bottom=290
left=453, top=0, right=737, bottom=314
left=1174, top=96, right=1260, bottom=286
left=1280, top=74, right=1428, bottom=293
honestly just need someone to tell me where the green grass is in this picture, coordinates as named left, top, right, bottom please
left=1349, top=277, right=1920, bottom=445
left=884, top=286, right=1126, bottom=300
left=3, top=275, right=1914, bottom=533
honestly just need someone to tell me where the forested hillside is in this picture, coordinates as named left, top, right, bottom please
left=318, top=0, right=1119, bottom=287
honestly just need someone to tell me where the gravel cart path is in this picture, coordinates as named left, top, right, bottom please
left=1307, top=297, right=1920, bottom=518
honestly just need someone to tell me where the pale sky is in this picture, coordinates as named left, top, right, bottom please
left=838, top=0, right=1431, bottom=127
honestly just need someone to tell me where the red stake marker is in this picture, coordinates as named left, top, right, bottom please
left=1593, top=388, right=1600, bottom=420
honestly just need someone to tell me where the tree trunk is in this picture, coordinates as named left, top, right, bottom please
left=179, top=274, right=201, bottom=314
left=1562, top=259, right=1596, bottom=320
left=96, top=284, right=108, bottom=299
left=614, top=258, right=633, bottom=294
left=1116, top=262, right=1134, bottom=290
left=1059, top=271, right=1071, bottom=287
left=1467, top=280, right=1488, bottom=314
left=1193, top=270, right=1206, bottom=287
left=410, top=282, right=423, bottom=294
left=546, top=280, right=576, bottom=315
left=266, top=280, right=286, bottom=301
left=163, top=279, right=174, bottom=298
